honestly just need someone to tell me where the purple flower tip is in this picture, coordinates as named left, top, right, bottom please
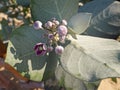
left=48, top=34, right=54, bottom=40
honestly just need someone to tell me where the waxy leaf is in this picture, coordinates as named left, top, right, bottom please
left=79, top=0, right=114, bottom=17
left=60, top=34, right=120, bottom=82
left=55, top=65, right=87, bottom=90
left=31, top=0, right=79, bottom=23
left=55, top=65, right=100, bottom=90
left=79, top=1, right=120, bottom=39
left=5, top=25, right=47, bottom=81
left=68, top=13, right=92, bottom=34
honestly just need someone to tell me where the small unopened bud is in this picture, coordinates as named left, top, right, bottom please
left=53, top=20, right=60, bottom=26
left=45, top=21, right=53, bottom=29
left=48, top=34, right=54, bottom=40
left=57, top=25, right=68, bottom=36
left=61, top=19, right=67, bottom=26
left=33, top=21, right=43, bottom=30
left=47, top=46, right=53, bottom=52
left=55, top=45, right=64, bottom=55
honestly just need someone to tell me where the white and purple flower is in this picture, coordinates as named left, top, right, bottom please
left=33, top=18, right=68, bottom=56
left=34, top=43, right=47, bottom=56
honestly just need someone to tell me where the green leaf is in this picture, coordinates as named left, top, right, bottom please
left=55, top=65, right=100, bottom=90
left=16, top=0, right=30, bottom=7
left=0, top=20, right=12, bottom=41
left=80, top=1, right=120, bottom=39
left=55, top=65, right=87, bottom=90
left=31, top=0, right=79, bottom=23
left=60, top=34, right=120, bottom=82
left=5, top=25, right=48, bottom=81
left=79, top=0, right=114, bottom=17
left=68, top=13, right=92, bottom=34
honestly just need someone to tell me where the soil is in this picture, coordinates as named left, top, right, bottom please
left=98, top=78, right=120, bottom=90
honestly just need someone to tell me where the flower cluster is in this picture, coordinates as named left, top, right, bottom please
left=33, top=18, right=68, bottom=56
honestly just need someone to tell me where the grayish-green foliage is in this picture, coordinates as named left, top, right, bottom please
left=31, top=0, right=79, bottom=23
left=16, top=0, right=30, bottom=7
left=5, top=25, right=47, bottom=81
left=55, top=65, right=87, bottom=90
left=60, top=34, right=120, bottom=82
left=55, top=65, right=99, bottom=90
left=0, top=20, right=12, bottom=41
left=68, top=13, right=92, bottom=34
left=79, top=0, right=114, bottom=17
left=5, top=0, right=120, bottom=89
left=80, top=1, right=120, bottom=39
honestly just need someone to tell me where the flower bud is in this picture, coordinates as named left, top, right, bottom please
left=53, top=20, right=60, bottom=26
left=48, top=34, right=54, bottom=40
left=61, top=19, right=67, bottom=26
left=45, top=21, right=53, bottom=29
left=47, top=46, right=53, bottom=52
left=55, top=45, right=64, bottom=55
left=57, top=25, right=68, bottom=36
left=33, top=21, right=42, bottom=30
left=34, top=43, right=47, bottom=56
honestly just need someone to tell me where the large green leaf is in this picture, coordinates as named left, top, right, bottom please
left=0, top=20, right=12, bottom=41
left=55, top=65, right=87, bottom=90
left=80, top=1, right=120, bottom=39
left=55, top=65, right=100, bottom=90
left=31, top=0, right=79, bottom=23
left=68, top=13, right=92, bottom=34
left=5, top=25, right=48, bottom=81
left=79, top=0, right=114, bottom=17
left=60, top=34, right=120, bottom=82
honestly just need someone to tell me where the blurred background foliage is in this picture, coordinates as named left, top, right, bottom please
left=0, top=0, right=92, bottom=41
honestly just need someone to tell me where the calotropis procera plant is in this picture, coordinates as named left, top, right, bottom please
left=4, top=0, right=120, bottom=90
